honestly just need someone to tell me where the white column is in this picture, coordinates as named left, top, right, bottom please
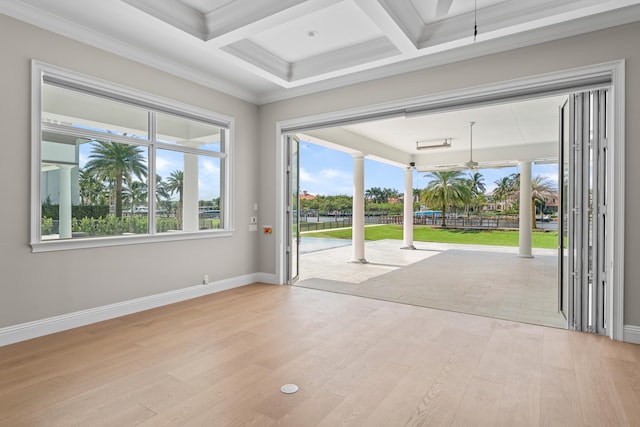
left=58, top=164, right=73, bottom=239
left=350, top=153, right=367, bottom=263
left=402, top=166, right=415, bottom=249
left=183, top=153, right=199, bottom=232
left=519, top=160, right=533, bottom=258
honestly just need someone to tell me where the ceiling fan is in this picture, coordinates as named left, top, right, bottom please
left=418, top=120, right=518, bottom=172
left=419, top=121, right=516, bottom=172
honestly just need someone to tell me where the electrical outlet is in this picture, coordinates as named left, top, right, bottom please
left=203, top=275, right=209, bottom=284
left=250, top=216, right=257, bottom=224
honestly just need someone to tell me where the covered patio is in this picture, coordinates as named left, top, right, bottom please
left=296, top=239, right=565, bottom=329
left=292, top=94, right=567, bottom=329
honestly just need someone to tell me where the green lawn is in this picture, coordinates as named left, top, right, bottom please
left=302, top=224, right=558, bottom=249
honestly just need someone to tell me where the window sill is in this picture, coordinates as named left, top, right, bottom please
left=31, top=229, right=234, bottom=252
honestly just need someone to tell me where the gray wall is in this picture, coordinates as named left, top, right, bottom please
left=258, top=22, right=640, bottom=327
left=0, top=15, right=260, bottom=328
left=1, top=13, right=639, bottom=331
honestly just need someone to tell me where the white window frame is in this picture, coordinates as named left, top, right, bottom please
left=31, top=61, right=234, bottom=252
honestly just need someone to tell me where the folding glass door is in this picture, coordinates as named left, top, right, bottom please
left=565, top=89, right=609, bottom=334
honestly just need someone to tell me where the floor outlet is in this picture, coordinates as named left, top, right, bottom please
left=203, top=275, right=209, bottom=284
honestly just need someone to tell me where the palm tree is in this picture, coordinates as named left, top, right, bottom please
left=466, top=171, right=486, bottom=215
left=530, top=175, right=556, bottom=229
left=365, top=187, right=384, bottom=203
left=155, top=174, right=172, bottom=215
left=509, top=174, right=557, bottom=229
left=83, top=141, right=147, bottom=217
left=382, top=188, right=400, bottom=203
left=78, top=169, right=106, bottom=206
left=421, top=171, right=471, bottom=227
left=493, top=176, right=513, bottom=211
left=123, top=179, right=148, bottom=215
left=468, top=172, right=486, bottom=198
left=165, top=170, right=184, bottom=227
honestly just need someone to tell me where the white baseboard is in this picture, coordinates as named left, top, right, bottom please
left=623, top=325, right=640, bottom=344
left=0, top=273, right=278, bottom=347
left=254, top=272, right=279, bottom=285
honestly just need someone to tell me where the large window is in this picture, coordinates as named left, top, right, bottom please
left=32, top=63, right=232, bottom=251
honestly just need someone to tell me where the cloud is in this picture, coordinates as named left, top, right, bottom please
left=200, top=158, right=220, bottom=175
left=319, top=168, right=351, bottom=181
left=198, top=158, right=221, bottom=200
left=78, top=152, right=89, bottom=168
left=155, top=151, right=183, bottom=176
left=300, top=167, right=353, bottom=196
left=299, top=167, right=316, bottom=183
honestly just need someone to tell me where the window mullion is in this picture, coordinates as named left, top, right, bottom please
left=41, top=122, right=153, bottom=148
left=152, top=140, right=227, bottom=158
left=148, top=112, right=157, bottom=235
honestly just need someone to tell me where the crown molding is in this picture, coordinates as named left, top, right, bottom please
left=0, top=1, right=260, bottom=103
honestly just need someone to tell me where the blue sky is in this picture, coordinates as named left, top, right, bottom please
left=299, top=139, right=559, bottom=196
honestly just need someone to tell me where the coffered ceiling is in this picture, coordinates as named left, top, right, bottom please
left=2, top=0, right=640, bottom=104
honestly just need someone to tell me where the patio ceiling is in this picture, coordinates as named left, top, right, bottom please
left=300, top=94, right=568, bottom=170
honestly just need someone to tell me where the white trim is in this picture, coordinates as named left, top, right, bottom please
left=610, top=60, right=625, bottom=341
left=253, top=272, right=279, bottom=285
left=34, top=61, right=234, bottom=126
left=31, top=61, right=44, bottom=246
left=276, top=60, right=625, bottom=339
left=276, top=127, right=288, bottom=285
left=31, top=230, right=234, bottom=253
left=0, top=2, right=259, bottom=103
left=623, top=325, right=640, bottom=344
left=0, top=273, right=271, bottom=347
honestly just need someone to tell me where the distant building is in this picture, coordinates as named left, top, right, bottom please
left=299, top=190, right=316, bottom=200
left=544, top=193, right=559, bottom=213
left=387, top=197, right=401, bottom=204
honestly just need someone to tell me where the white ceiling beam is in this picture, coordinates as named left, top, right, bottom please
left=301, top=128, right=412, bottom=167
left=222, top=41, right=290, bottom=81
left=122, top=0, right=207, bottom=39
left=353, top=0, right=418, bottom=53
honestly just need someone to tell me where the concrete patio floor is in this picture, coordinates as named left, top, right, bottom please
left=296, top=239, right=566, bottom=329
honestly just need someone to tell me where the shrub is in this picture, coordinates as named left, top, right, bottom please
left=41, top=217, right=53, bottom=235
left=41, top=205, right=109, bottom=220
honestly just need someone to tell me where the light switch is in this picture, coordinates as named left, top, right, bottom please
left=250, top=216, right=257, bottom=224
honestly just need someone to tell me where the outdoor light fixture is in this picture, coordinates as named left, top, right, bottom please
left=416, top=138, right=451, bottom=150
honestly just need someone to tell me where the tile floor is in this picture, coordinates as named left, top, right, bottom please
left=296, top=239, right=566, bottom=328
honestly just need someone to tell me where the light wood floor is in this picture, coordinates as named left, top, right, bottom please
left=1, top=284, right=639, bottom=426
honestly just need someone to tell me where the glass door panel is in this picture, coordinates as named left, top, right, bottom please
left=286, top=135, right=300, bottom=284
left=559, top=100, right=570, bottom=320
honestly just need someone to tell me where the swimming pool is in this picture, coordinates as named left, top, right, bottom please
left=298, top=237, right=351, bottom=254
